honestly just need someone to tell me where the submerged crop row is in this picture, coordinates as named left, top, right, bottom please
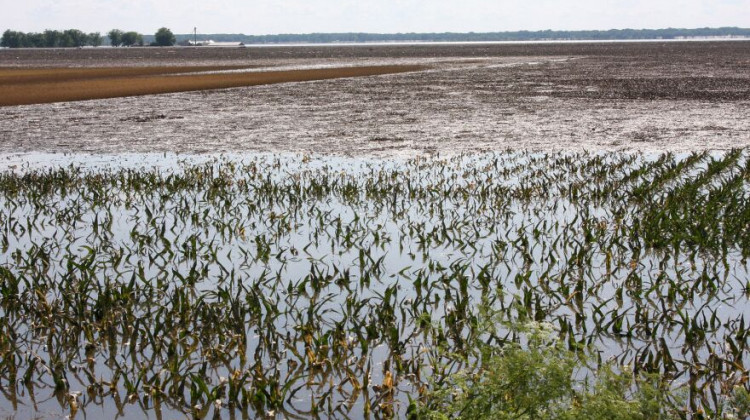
left=0, top=150, right=749, bottom=418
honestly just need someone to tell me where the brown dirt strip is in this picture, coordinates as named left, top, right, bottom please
left=0, top=65, right=256, bottom=86
left=0, top=65, right=425, bottom=106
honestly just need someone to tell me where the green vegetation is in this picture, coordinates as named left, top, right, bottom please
left=107, top=29, right=124, bottom=47
left=153, top=27, right=176, bottom=46
left=109, top=29, right=144, bottom=46
left=4, top=27, right=747, bottom=48
left=0, top=28, right=147, bottom=47
left=413, top=321, right=681, bottom=419
left=1, top=150, right=750, bottom=418
left=0, top=29, right=102, bottom=48
left=162, top=27, right=750, bottom=44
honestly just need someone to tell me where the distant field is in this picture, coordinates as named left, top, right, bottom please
left=0, top=65, right=424, bottom=106
left=0, top=41, right=748, bottom=154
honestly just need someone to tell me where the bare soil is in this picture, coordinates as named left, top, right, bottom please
left=0, top=65, right=424, bottom=106
left=0, top=66, right=253, bottom=84
left=1, top=41, right=748, bottom=156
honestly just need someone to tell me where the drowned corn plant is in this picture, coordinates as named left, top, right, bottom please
left=0, top=150, right=749, bottom=418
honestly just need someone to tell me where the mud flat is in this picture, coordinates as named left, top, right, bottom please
left=0, top=41, right=749, bottom=155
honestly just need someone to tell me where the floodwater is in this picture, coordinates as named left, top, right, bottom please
left=1, top=151, right=750, bottom=418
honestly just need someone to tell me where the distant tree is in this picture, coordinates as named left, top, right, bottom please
left=33, top=33, right=50, bottom=47
left=57, top=33, right=71, bottom=47
left=1, top=30, right=26, bottom=48
left=108, top=29, right=123, bottom=46
left=88, top=32, right=102, bottom=47
left=64, top=29, right=87, bottom=47
left=154, top=27, right=176, bottom=46
left=43, top=29, right=61, bottom=47
left=121, top=31, right=143, bottom=46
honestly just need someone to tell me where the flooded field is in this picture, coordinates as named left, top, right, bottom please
left=0, top=151, right=749, bottom=418
left=1, top=42, right=750, bottom=419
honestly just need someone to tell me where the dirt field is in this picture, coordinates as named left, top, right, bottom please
left=1, top=41, right=748, bottom=155
left=0, top=65, right=424, bottom=106
left=0, top=65, right=252, bottom=84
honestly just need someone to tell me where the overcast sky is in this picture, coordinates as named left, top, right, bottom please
left=2, top=0, right=749, bottom=35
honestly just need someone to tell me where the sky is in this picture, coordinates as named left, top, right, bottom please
left=2, top=0, right=749, bottom=35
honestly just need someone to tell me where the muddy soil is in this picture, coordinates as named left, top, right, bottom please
left=0, top=41, right=748, bottom=156
left=0, top=65, right=424, bottom=106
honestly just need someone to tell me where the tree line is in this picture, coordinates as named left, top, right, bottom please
left=106, top=29, right=143, bottom=47
left=1, top=27, right=175, bottom=48
left=3, top=26, right=747, bottom=48
left=0, top=29, right=102, bottom=48
left=175, top=26, right=750, bottom=44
